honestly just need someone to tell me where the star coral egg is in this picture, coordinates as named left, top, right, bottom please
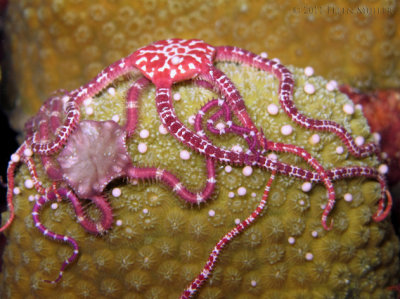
left=304, top=83, right=315, bottom=94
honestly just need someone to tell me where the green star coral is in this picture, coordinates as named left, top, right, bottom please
left=1, top=63, right=399, bottom=298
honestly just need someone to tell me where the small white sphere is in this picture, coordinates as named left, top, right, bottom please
left=180, top=150, right=191, bottom=160
left=51, top=203, right=58, bottom=210
left=304, top=83, right=315, bottom=94
left=309, top=134, right=320, bottom=145
left=336, top=146, right=344, bottom=154
left=138, top=143, right=148, bottom=154
left=344, top=193, right=353, bottom=202
left=188, top=115, right=196, bottom=125
left=159, top=124, right=168, bottom=135
left=225, top=165, right=232, bottom=173
left=116, top=219, right=123, bottom=226
left=326, top=80, right=338, bottom=91
left=85, top=106, right=94, bottom=115
left=242, top=166, right=253, bottom=176
left=83, top=97, right=92, bottom=106
left=355, top=136, right=365, bottom=146
left=343, top=103, right=355, bottom=115
left=208, top=209, right=215, bottom=217
left=11, top=154, right=20, bottom=163
left=267, top=103, right=279, bottom=115
left=234, top=218, right=241, bottom=225
left=378, top=164, right=389, bottom=175
left=13, top=187, right=20, bottom=195
left=139, top=129, right=149, bottom=139
left=288, top=237, right=295, bottom=244
left=173, top=92, right=181, bottom=101
left=304, top=66, right=314, bottom=76
left=24, top=179, right=34, bottom=189
left=260, top=52, right=268, bottom=58
left=281, top=125, right=293, bottom=136
left=143, top=208, right=149, bottom=214
left=228, top=192, right=235, bottom=198
left=237, top=187, right=247, bottom=196
left=112, top=188, right=122, bottom=197
left=305, top=252, right=314, bottom=261
left=302, top=182, right=312, bottom=192
left=107, top=87, right=116, bottom=96
left=23, top=148, right=33, bottom=157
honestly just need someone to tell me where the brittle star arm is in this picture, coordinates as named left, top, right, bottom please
left=180, top=170, right=277, bottom=299
left=31, top=190, right=79, bottom=284
left=214, top=46, right=379, bottom=158
left=27, top=58, right=141, bottom=155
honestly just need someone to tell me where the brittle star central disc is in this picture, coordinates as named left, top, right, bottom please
left=57, top=120, right=131, bottom=198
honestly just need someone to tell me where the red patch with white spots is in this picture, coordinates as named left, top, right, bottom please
left=131, top=39, right=216, bottom=86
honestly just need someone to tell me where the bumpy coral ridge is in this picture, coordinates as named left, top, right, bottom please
left=1, top=62, right=399, bottom=298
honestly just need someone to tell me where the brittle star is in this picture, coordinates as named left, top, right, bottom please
left=0, top=39, right=391, bottom=293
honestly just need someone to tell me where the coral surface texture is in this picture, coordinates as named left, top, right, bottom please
left=0, top=39, right=399, bottom=298
left=3, top=0, right=400, bottom=131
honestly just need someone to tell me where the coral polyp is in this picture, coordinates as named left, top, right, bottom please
left=0, top=39, right=398, bottom=298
